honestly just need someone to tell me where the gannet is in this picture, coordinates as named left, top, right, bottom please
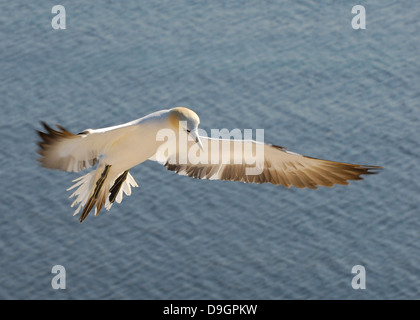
left=37, top=107, right=382, bottom=222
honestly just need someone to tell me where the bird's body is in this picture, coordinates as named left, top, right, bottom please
left=91, top=109, right=170, bottom=174
left=37, top=107, right=382, bottom=222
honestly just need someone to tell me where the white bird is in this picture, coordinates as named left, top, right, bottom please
left=37, top=107, right=382, bottom=222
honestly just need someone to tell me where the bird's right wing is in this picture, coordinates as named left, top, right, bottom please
left=152, top=136, right=382, bottom=189
left=37, top=122, right=138, bottom=172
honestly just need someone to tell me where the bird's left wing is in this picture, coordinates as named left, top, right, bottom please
left=37, top=122, right=138, bottom=172
left=150, top=136, right=382, bottom=189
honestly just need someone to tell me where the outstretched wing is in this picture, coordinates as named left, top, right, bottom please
left=36, top=122, right=138, bottom=172
left=151, top=136, right=382, bottom=189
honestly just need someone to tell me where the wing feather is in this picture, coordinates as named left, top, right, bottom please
left=151, top=136, right=382, bottom=189
left=37, top=122, right=138, bottom=172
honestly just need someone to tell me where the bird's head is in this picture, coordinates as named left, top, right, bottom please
left=169, top=107, right=203, bottom=150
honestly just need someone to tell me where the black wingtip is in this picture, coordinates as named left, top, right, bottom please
left=364, top=165, right=384, bottom=174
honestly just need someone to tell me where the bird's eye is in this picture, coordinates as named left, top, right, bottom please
left=186, top=129, right=191, bottom=133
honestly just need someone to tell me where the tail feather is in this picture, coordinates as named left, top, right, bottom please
left=109, top=170, right=129, bottom=204
left=78, top=165, right=111, bottom=222
left=67, top=166, right=138, bottom=222
left=105, top=171, right=139, bottom=209
left=68, top=171, right=97, bottom=216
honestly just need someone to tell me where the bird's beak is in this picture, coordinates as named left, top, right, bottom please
left=189, top=129, right=204, bottom=151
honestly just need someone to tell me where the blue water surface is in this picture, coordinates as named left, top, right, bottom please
left=0, top=0, right=419, bottom=299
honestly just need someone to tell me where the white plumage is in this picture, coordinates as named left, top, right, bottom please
left=37, top=107, right=381, bottom=222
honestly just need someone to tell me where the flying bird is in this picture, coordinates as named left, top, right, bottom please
left=37, top=107, right=382, bottom=222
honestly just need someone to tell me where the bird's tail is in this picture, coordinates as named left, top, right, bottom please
left=67, top=165, right=138, bottom=222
